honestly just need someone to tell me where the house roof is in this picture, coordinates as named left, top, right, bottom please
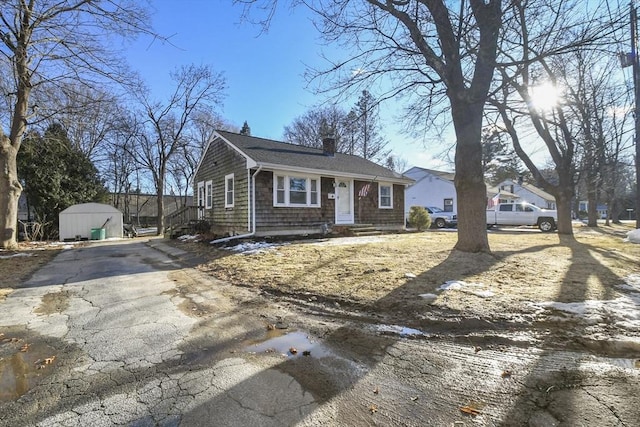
left=500, top=179, right=555, bottom=201
left=214, top=130, right=412, bottom=184
left=404, top=166, right=455, bottom=183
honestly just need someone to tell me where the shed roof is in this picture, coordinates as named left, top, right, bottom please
left=60, top=203, right=122, bottom=215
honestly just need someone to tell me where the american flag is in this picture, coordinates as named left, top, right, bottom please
left=487, top=193, right=500, bottom=208
left=358, top=183, right=371, bottom=198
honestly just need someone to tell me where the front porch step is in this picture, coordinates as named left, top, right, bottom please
left=344, top=224, right=383, bottom=237
left=352, top=230, right=383, bottom=237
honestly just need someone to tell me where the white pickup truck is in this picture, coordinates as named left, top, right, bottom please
left=487, top=202, right=557, bottom=232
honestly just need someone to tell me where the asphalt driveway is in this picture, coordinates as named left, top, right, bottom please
left=1, top=237, right=639, bottom=426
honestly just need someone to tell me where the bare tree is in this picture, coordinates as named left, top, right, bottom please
left=167, top=110, right=230, bottom=208
left=491, top=1, right=625, bottom=234
left=284, top=104, right=349, bottom=150
left=0, top=0, right=155, bottom=249
left=133, top=64, right=226, bottom=235
left=239, top=0, right=501, bottom=252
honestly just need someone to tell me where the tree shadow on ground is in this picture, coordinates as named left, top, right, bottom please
left=500, top=234, right=640, bottom=425
left=8, top=233, right=639, bottom=426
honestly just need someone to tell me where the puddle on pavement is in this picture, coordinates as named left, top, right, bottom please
left=245, top=330, right=334, bottom=358
left=0, top=338, right=58, bottom=402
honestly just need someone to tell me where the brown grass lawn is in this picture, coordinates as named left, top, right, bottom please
left=190, top=223, right=640, bottom=318
left=3, top=224, right=639, bottom=321
left=0, top=242, right=69, bottom=300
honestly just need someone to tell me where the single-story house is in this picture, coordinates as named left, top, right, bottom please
left=193, top=130, right=413, bottom=237
left=404, top=167, right=519, bottom=214
left=496, top=179, right=556, bottom=209
left=403, top=167, right=457, bottom=214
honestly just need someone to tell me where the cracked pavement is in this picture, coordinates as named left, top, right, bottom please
left=1, top=238, right=639, bottom=426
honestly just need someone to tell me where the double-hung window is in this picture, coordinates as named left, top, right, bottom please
left=378, top=183, right=393, bottom=209
left=205, top=180, right=213, bottom=209
left=273, top=173, right=320, bottom=207
left=225, top=173, right=234, bottom=208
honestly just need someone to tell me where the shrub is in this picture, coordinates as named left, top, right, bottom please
left=408, top=206, right=431, bottom=231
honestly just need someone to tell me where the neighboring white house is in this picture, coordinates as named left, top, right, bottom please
left=404, top=167, right=457, bottom=214
left=59, top=203, right=123, bottom=241
left=578, top=201, right=608, bottom=219
left=496, top=179, right=556, bottom=209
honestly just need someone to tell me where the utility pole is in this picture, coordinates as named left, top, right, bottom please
left=629, top=2, right=640, bottom=227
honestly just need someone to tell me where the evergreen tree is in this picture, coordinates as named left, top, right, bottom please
left=18, top=123, right=108, bottom=238
left=351, top=90, right=389, bottom=162
left=240, top=121, right=251, bottom=135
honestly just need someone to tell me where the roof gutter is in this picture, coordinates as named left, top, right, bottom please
left=209, top=166, right=262, bottom=245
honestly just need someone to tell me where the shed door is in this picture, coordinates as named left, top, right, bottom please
left=335, top=180, right=353, bottom=224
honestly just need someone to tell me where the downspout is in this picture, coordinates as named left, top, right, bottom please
left=210, top=166, right=262, bottom=244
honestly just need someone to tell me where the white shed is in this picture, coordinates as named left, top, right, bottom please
left=59, top=203, right=123, bottom=241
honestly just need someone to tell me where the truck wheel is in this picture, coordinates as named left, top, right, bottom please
left=435, top=218, right=446, bottom=228
left=538, top=218, right=555, bottom=232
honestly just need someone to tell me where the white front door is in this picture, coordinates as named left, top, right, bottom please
left=335, top=179, right=353, bottom=224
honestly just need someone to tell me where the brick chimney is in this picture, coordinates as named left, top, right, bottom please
left=322, top=136, right=336, bottom=157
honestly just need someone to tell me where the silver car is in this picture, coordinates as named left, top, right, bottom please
left=425, top=206, right=457, bottom=229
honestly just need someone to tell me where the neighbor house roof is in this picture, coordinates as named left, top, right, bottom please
left=404, top=166, right=455, bottom=183
left=212, top=130, right=412, bottom=184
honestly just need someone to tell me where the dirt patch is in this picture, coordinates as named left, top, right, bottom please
left=0, top=242, right=69, bottom=290
left=34, top=290, right=71, bottom=316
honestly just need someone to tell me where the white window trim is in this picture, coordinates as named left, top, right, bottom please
left=273, top=172, right=321, bottom=208
left=225, top=173, right=234, bottom=208
left=378, top=182, right=393, bottom=209
left=205, top=180, right=213, bottom=209
left=197, top=181, right=205, bottom=207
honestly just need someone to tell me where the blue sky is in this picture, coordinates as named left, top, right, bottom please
left=125, top=0, right=452, bottom=171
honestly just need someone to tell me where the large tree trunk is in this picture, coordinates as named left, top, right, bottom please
left=452, top=103, right=490, bottom=253
left=0, top=134, right=22, bottom=249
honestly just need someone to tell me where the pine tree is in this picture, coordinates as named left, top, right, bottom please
left=351, top=90, right=388, bottom=161
left=17, top=123, right=108, bottom=238
left=240, top=121, right=251, bottom=135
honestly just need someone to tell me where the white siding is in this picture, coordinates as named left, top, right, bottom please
left=59, top=203, right=124, bottom=240
left=405, top=173, right=457, bottom=218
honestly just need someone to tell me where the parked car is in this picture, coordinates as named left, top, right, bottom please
left=424, top=206, right=458, bottom=228
left=487, top=202, right=557, bottom=232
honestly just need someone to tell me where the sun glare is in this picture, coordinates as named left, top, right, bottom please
left=529, top=82, right=560, bottom=111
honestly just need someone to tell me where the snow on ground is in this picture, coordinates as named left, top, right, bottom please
left=223, top=241, right=284, bottom=255
left=0, top=252, right=32, bottom=259
left=624, top=229, right=640, bottom=244
left=178, top=234, right=199, bottom=242
left=371, top=324, right=429, bottom=337
left=529, top=274, right=640, bottom=331
left=437, top=280, right=495, bottom=298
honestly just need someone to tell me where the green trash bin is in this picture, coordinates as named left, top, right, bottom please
left=90, top=228, right=106, bottom=240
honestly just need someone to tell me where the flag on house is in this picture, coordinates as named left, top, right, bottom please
left=358, top=183, right=371, bottom=198
left=488, top=192, right=500, bottom=208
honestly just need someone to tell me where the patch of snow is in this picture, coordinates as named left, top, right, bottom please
left=0, top=252, right=32, bottom=259
left=624, top=229, right=640, bottom=244
left=530, top=275, right=640, bottom=331
left=372, top=324, right=429, bottom=337
left=438, top=280, right=495, bottom=298
left=419, top=293, right=438, bottom=301
left=223, top=241, right=283, bottom=255
left=618, top=274, right=640, bottom=293
left=178, top=234, right=198, bottom=242
left=405, top=273, right=417, bottom=279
